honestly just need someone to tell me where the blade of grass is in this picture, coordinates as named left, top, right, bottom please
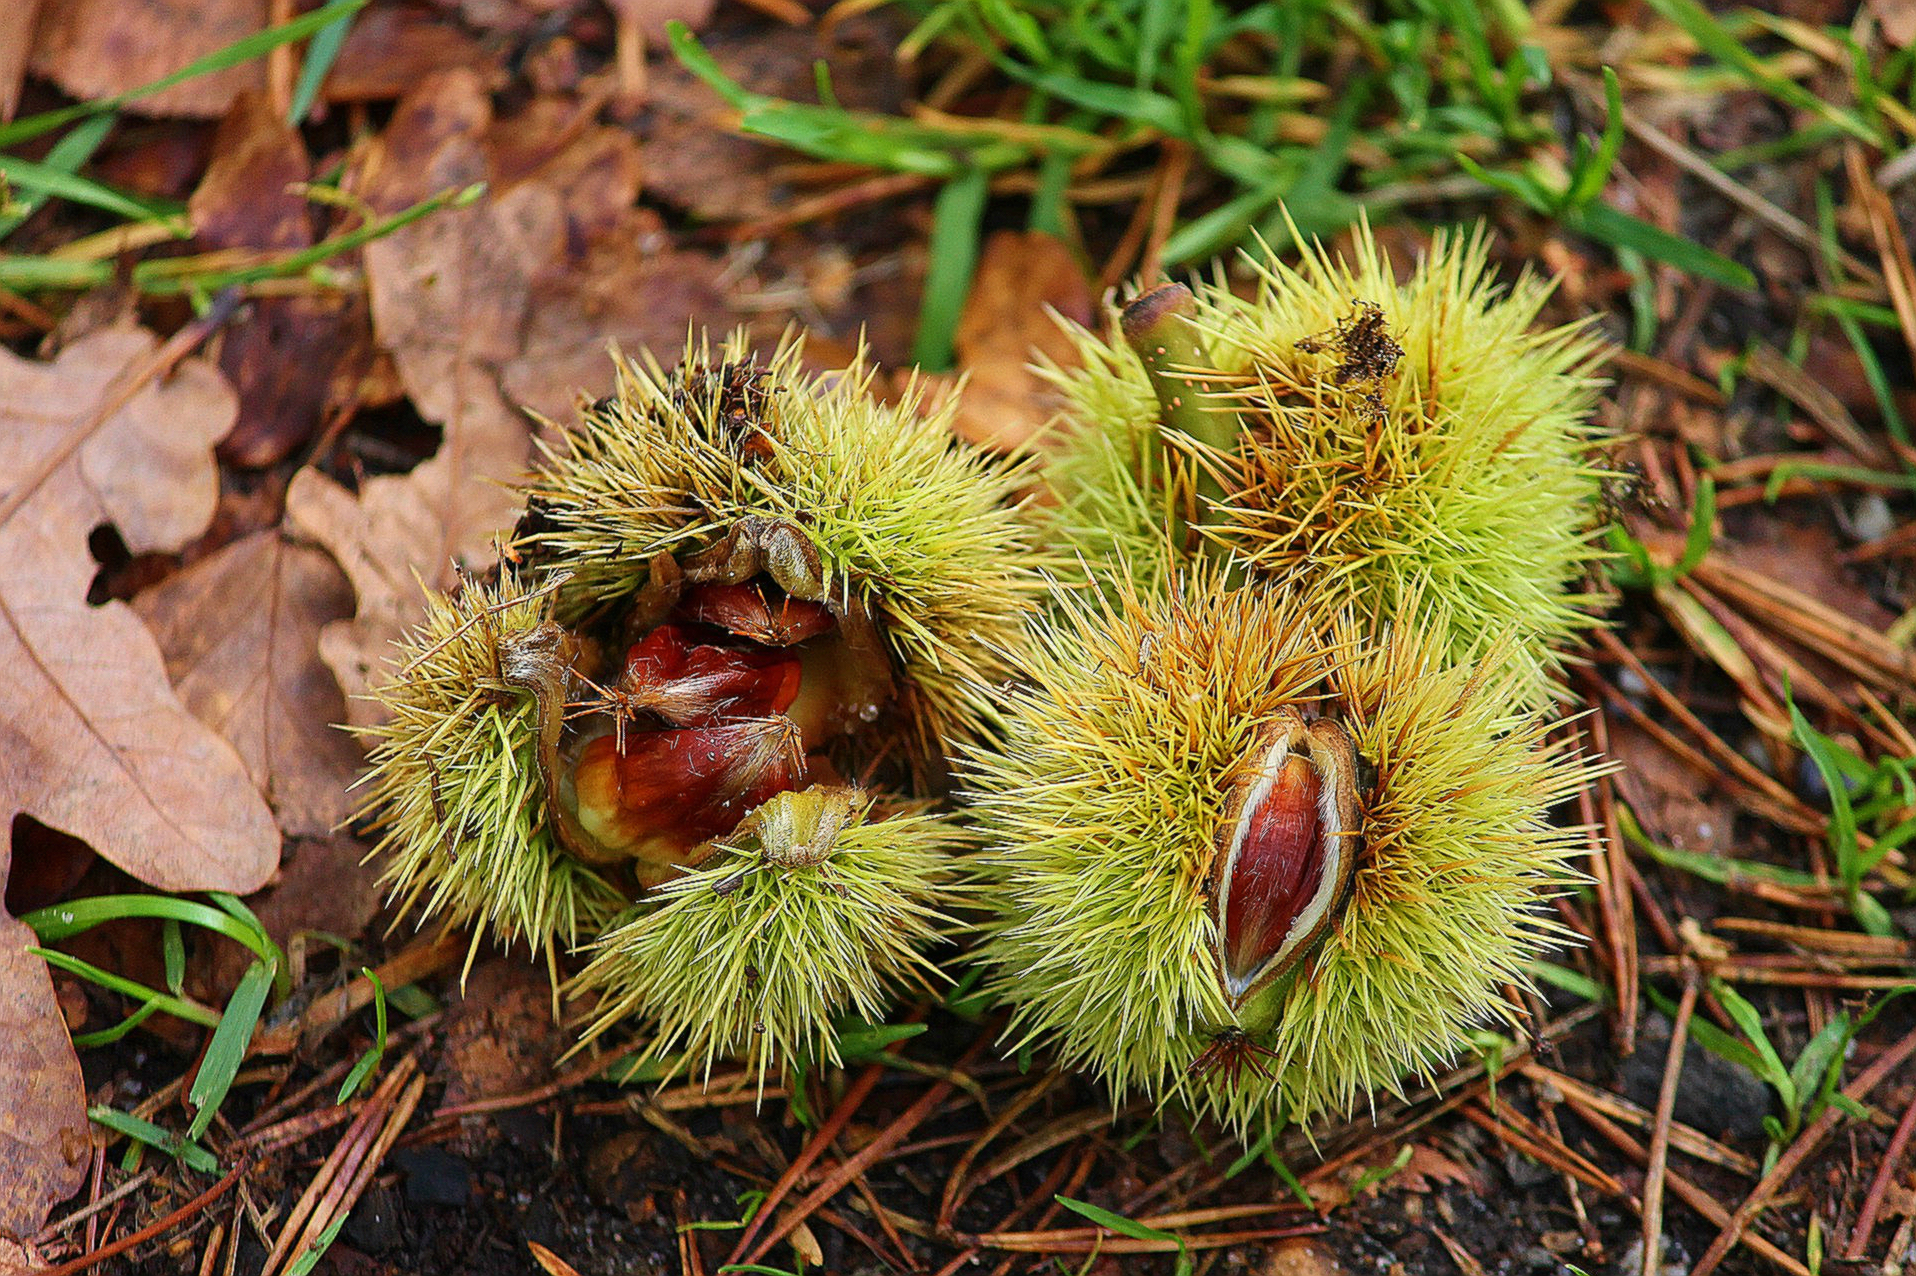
left=89, top=1107, right=220, bottom=1174
left=1643, top=0, right=1880, bottom=146
left=287, top=3, right=358, bottom=124
left=24, top=894, right=281, bottom=969
left=337, top=970, right=389, bottom=1103
left=0, top=113, right=116, bottom=242
left=1055, top=1196, right=1191, bottom=1274
left=1566, top=202, right=1756, bottom=289
left=912, top=165, right=989, bottom=370
left=31, top=949, right=221, bottom=1028
left=186, top=958, right=278, bottom=1141
left=0, top=155, right=186, bottom=230
left=0, top=180, right=483, bottom=293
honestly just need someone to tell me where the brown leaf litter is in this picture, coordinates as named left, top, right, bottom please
left=0, top=321, right=281, bottom=1241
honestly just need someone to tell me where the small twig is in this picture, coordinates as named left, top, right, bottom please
left=1562, top=1090, right=1811, bottom=1276
left=724, top=1008, right=935, bottom=1263
left=936, top=1072, right=1061, bottom=1232
left=1461, top=1100, right=1626, bottom=1198
left=1566, top=71, right=1879, bottom=285
left=259, top=1053, right=419, bottom=1275
left=1691, top=1023, right=1916, bottom=1276
left=1846, top=143, right=1916, bottom=382
left=737, top=1036, right=992, bottom=1269
left=31, top=1170, right=157, bottom=1246
left=965, top=1223, right=1323, bottom=1254
left=1642, top=964, right=1698, bottom=1276
left=1843, top=1087, right=1916, bottom=1261
left=35, top=1158, right=251, bottom=1276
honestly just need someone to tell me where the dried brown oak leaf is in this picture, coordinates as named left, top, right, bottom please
left=28, top=0, right=268, bottom=119
left=0, top=895, right=89, bottom=1239
left=0, top=325, right=278, bottom=1236
left=0, top=324, right=279, bottom=891
left=133, top=531, right=361, bottom=840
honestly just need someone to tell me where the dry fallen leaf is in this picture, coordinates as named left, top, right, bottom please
left=29, top=0, right=269, bottom=119
left=133, top=531, right=361, bottom=840
left=323, top=4, right=506, bottom=105
left=946, top=230, right=1095, bottom=451
left=288, top=70, right=548, bottom=725
left=1872, top=0, right=1916, bottom=48
left=0, top=897, right=90, bottom=1240
left=0, top=324, right=279, bottom=1236
left=0, top=324, right=279, bottom=891
left=191, top=92, right=370, bottom=469
left=0, top=0, right=43, bottom=122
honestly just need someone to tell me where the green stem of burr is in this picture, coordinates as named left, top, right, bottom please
left=1119, top=283, right=1238, bottom=455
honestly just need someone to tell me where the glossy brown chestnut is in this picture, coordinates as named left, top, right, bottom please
left=1212, top=708, right=1361, bottom=1007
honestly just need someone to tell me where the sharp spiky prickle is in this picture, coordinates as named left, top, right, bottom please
left=965, top=572, right=1597, bottom=1128
left=569, top=785, right=966, bottom=1080
left=1040, top=222, right=1611, bottom=702
left=358, top=332, right=1041, bottom=1076
left=521, top=331, right=1052, bottom=769
left=357, top=572, right=625, bottom=960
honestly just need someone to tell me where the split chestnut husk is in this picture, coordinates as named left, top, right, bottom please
left=965, top=571, right=1599, bottom=1128
left=357, top=332, right=1047, bottom=1075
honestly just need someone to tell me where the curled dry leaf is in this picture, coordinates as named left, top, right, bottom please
left=27, top=0, right=269, bottom=119
left=0, top=906, right=89, bottom=1239
left=132, top=531, right=362, bottom=840
left=946, top=230, right=1094, bottom=451
left=0, top=325, right=278, bottom=1234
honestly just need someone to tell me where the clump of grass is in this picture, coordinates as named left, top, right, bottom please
left=670, top=0, right=1768, bottom=364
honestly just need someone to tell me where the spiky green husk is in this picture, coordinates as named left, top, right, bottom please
left=524, top=333, right=1050, bottom=754
left=1041, top=224, right=1609, bottom=698
left=966, top=573, right=1593, bottom=1127
left=358, top=575, right=624, bottom=956
left=570, top=789, right=965, bottom=1079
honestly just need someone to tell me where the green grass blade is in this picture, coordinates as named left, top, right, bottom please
left=1642, top=0, right=1880, bottom=146
left=1055, top=1195, right=1180, bottom=1243
left=0, top=154, right=185, bottom=229
left=24, top=894, right=280, bottom=969
left=284, top=1216, right=349, bottom=1276
left=337, top=969, right=388, bottom=1103
left=31, top=949, right=221, bottom=1027
left=186, top=958, right=277, bottom=1141
left=911, top=165, right=989, bottom=371
left=162, top=918, right=186, bottom=995
left=71, top=999, right=164, bottom=1049
left=288, top=3, right=357, bottom=124
left=1566, top=66, right=1624, bottom=208
left=1788, top=695, right=1860, bottom=885
left=0, top=113, right=116, bottom=241
left=1566, top=202, right=1755, bottom=288
left=89, top=1107, right=219, bottom=1173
